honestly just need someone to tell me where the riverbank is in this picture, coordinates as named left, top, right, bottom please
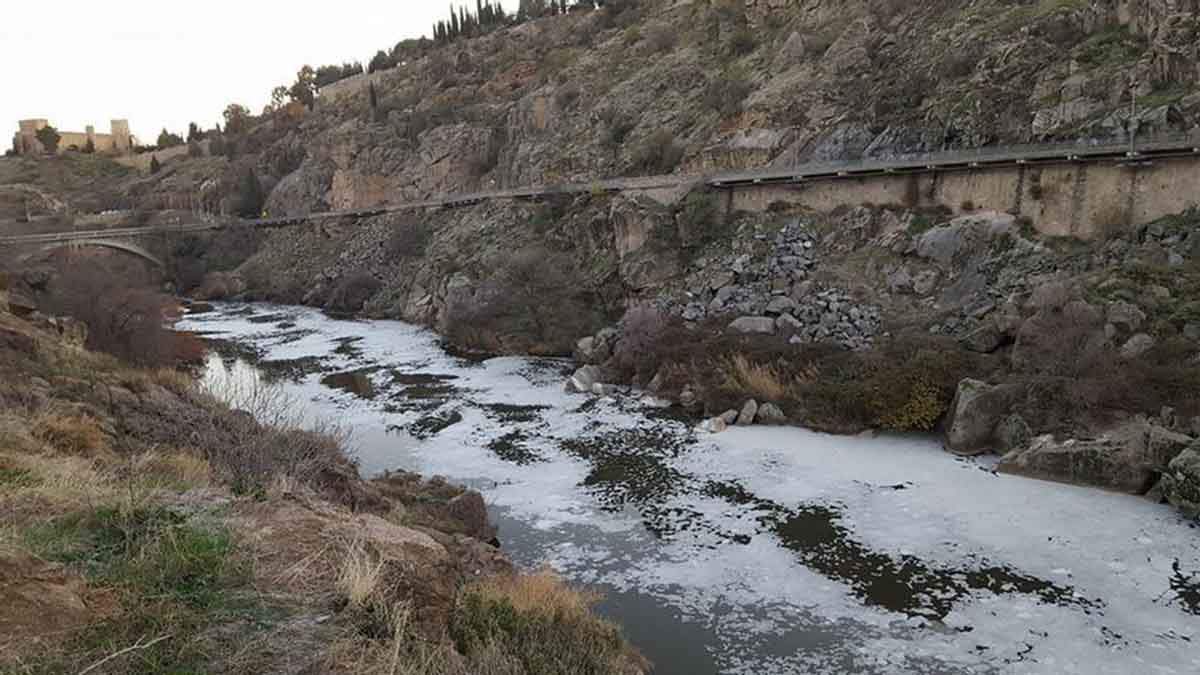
left=0, top=302, right=646, bottom=673
left=188, top=202, right=1200, bottom=518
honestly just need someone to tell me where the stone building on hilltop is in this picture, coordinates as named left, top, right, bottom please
left=12, top=119, right=136, bottom=156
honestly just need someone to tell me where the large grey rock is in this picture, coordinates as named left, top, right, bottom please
left=1161, top=442, right=1200, bottom=518
left=995, top=414, right=1032, bottom=454
left=696, top=417, right=728, bottom=434
left=912, top=270, right=940, bottom=296
left=1120, top=333, right=1156, bottom=359
left=728, top=316, right=776, bottom=335
left=575, top=336, right=598, bottom=363
left=736, top=399, right=759, bottom=426
left=765, top=296, right=798, bottom=315
left=960, top=321, right=1004, bottom=353
left=1106, top=301, right=1146, bottom=332
left=720, top=409, right=740, bottom=425
left=757, top=402, right=787, bottom=425
left=998, top=422, right=1193, bottom=494
left=568, top=365, right=603, bottom=393
left=945, top=379, right=1018, bottom=455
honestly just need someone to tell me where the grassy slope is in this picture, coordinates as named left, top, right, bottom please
left=0, top=309, right=645, bottom=675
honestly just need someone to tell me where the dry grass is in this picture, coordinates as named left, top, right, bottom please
left=31, top=410, right=111, bottom=456
left=133, top=450, right=212, bottom=490
left=720, top=354, right=789, bottom=402
left=470, top=568, right=598, bottom=618
left=337, top=537, right=386, bottom=609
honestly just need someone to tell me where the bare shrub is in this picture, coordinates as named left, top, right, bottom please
left=611, top=304, right=672, bottom=382
left=629, top=130, right=684, bottom=175
left=386, top=221, right=433, bottom=258
left=703, top=72, right=753, bottom=118
left=643, top=25, right=678, bottom=54
left=42, top=262, right=187, bottom=367
left=444, top=247, right=602, bottom=355
left=327, top=273, right=383, bottom=313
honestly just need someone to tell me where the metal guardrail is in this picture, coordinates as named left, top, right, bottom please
left=3, top=132, right=1200, bottom=247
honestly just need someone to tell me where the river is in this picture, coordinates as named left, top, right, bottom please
left=179, top=302, right=1200, bottom=675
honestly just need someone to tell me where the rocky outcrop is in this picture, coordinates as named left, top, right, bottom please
left=945, top=379, right=1021, bottom=456
left=998, top=422, right=1194, bottom=494
left=1161, top=442, right=1200, bottom=518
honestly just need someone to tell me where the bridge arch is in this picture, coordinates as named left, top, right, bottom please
left=22, top=239, right=165, bottom=269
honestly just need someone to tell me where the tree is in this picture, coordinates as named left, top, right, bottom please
left=368, top=82, right=379, bottom=109
left=83, top=138, right=96, bottom=154
left=223, top=104, right=251, bottom=134
left=288, top=66, right=317, bottom=109
left=149, top=155, right=162, bottom=174
left=187, top=122, right=203, bottom=142
left=35, top=125, right=61, bottom=154
left=368, top=50, right=394, bottom=74
left=268, top=86, right=290, bottom=113
left=236, top=168, right=264, bottom=218
left=156, top=128, right=184, bottom=149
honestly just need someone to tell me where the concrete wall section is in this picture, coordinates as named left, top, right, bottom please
left=727, top=157, right=1200, bottom=239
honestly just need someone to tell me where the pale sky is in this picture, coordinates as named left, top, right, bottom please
left=3, top=0, right=516, bottom=146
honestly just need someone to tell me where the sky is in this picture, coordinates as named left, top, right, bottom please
left=2, top=0, right=516, bottom=146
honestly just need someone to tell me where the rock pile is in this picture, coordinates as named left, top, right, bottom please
left=672, top=220, right=882, bottom=350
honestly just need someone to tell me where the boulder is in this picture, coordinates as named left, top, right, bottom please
left=1161, top=442, right=1200, bottom=518
left=696, top=417, right=728, bottom=434
left=765, top=296, right=797, bottom=316
left=1106, top=301, right=1146, bottom=332
left=944, top=379, right=1018, bottom=456
left=728, top=316, right=776, bottom=335
left=575, top=336, right=598, bottom=363
left=680, top=387, right=698, bottom=408
left=776, top=313, right=803, bottom=333
left=960, top=321, right=1004, bottom=353
left=592, top=383, right=618, bottom=396
left=912, top=270, right=940, bottom=297
left=720, top=409, right=740, bottom=425
left=736, top=399, right=759, bottom=426
left=757, top=402, right=787, bottom=425
left=568, top=365, right=603, bottom=393
left=994, top=414, right=1032, bottom=454
left=998, top=422, right=1193, bottom=494
left=446, top=491, right=497, bottom=542
left=1120, top=333, right=1156, bottom=359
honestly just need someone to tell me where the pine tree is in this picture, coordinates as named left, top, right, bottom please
left=149, top=155, right=162, bottom=174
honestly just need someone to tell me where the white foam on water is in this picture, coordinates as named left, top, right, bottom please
left=181, top=303, right=1200, bottom=674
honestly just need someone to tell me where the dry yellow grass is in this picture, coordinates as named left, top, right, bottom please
left=133, top=450, right=212, bottom=489
left=31, top=411, right=110, bottom=456
left=721, top=354, right=789, bottom=401
left=471, top=568, right=599, bottom=618
left=337, top=538, right=387, bottom=609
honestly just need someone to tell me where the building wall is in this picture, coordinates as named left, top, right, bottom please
left=14, top=118, right=133, bottom=156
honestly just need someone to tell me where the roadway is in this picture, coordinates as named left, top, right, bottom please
left=3, top=132, right=1198, bottom=247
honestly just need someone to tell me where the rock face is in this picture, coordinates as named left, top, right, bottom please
left=1161, top=442, right=1200, bottom=518
left=998, top=423, right=1194, bottom=494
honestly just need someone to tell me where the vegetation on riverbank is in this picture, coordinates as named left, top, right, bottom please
left=0, top=288, right=644, bottom=673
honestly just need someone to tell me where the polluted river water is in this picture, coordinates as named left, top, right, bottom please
left=180, top=302, right=1200, bottom=675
